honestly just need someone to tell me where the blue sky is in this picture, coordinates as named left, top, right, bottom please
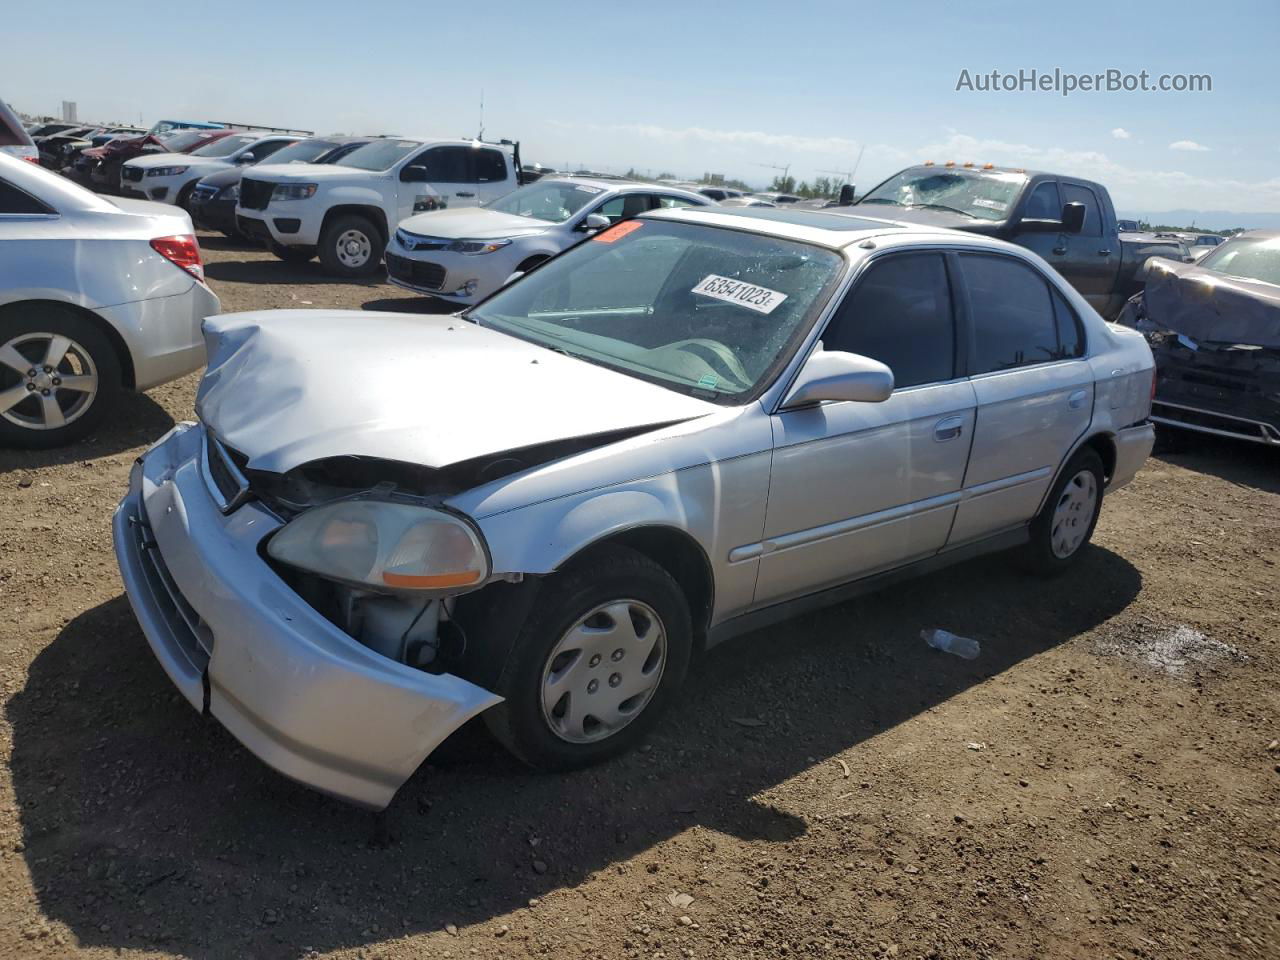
left=6, top=0, right=1277, bottom=215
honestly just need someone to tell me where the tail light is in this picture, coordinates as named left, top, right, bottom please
left=150, top=234, right=204, bottom=281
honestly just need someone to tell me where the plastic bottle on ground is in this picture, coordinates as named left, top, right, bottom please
left=921, top=628, right=981, bottom=660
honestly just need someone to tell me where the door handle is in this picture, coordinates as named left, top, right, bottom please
left=934, top=416, right=964, bottom=442
left=1097, top=249, right=1112, bottom=256
left=455, top=191, right=476, bottom=198
left=1068, top=389, right=1089, bottom=410
left=1052, top=246, right=1067, bottom=256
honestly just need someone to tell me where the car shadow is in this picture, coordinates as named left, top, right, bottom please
left=8, top=546, right=1141, bottom=958
left=362, top=296, right=457, bottom=314
left=1154, top=430, right=1280, bottom=495
left=195, top=234, right=254, bottom=253
left=202, top=259, right=387, bottom=287
left=0, top=390, right=174, bottom=474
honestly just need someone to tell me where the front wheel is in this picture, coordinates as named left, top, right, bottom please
left=483, top=545, right=692, bottom=771
left=318, top=214, right=383, bottom=277
left=0, top=305, right=121, bottom=449
left=1025, top=447, right=1105, bottom=575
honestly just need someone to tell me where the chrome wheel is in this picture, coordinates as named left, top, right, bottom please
left=1050, top=469, right=1098, bottom=559
left=335, top=228, right=372, bottom=269
left=0, top=332, right=99, bottom=431
left=540, top=599, right=667, bottom=744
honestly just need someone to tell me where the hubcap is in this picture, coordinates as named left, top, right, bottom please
left=540, top=599, right=667, bottom=744
left=1050, top=469, right=1098, bottom=559
left=0, top=333, right=98, bottom=431
left=335, top=229, right=372, bottom=268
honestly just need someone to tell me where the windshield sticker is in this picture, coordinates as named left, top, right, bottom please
left=972, top=198, right=1008, bottom=211
left=697, top=373, right=720, bottom=389
left=592, top=220, right=644, bottom=243
left=574, top=185, right=604, bottom=194
left=691, top=274, right=789, bottom=314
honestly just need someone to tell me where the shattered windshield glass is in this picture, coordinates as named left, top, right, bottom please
left=861, top=168, right=1028, bottom=221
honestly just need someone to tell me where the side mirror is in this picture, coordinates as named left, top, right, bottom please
left=401, top=165, right=429, bottom=183
left=1060, top=201, right=1086, bottom=234
left=236, top=152, right=255, bottom=164
left=782, top=349, right=894, bottom=409
left=837, top=184, right=856, bottom=206
left=576, top=213, right=610, bottom=233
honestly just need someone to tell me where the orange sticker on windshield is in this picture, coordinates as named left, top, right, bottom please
left=592, top=220, right=644, bottom=243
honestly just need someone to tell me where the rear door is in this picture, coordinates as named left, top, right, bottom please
left=948, top=252, right=1093, bottom=545
left=472, top=147, right=513, bottom=204
left=754, top=251, right=978, bottom=606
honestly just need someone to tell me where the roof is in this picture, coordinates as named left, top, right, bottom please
left=539, top=175, right=706, bottom=198
left=643, top=205, right=917, bottom=248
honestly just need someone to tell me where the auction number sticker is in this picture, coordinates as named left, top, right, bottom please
left=691, top=274, right=788, bottom=314
left=972, top=197, right=1007, bottom=212
left=592, top=220, right=645, bottom=243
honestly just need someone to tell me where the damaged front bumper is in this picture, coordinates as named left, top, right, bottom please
left=112, top=422, right=502, bottom=809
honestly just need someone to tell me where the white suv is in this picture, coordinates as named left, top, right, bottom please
left=120, top=133, right=299, bottom=209
left=235, top=138, right=520, bottom=276
left=385, top=177, right=711, bottom=305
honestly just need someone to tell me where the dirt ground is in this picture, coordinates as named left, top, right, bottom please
left=1, top=234, right=1277, bottom=960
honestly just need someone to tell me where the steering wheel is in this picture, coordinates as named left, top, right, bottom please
left=672, top=338, right=752, bottom=387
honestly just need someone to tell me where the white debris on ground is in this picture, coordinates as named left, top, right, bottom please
left=1092, top=622, right=1249, bottom=677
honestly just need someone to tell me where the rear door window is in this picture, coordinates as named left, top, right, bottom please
left=0, top=179, right=54, bottom=215
left=960, top=254, right=1078, bottom=373
left=474, top=148, right=508, bottom=183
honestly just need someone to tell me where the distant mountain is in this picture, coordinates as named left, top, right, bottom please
left=1117, top=209, right=1280, bottom=232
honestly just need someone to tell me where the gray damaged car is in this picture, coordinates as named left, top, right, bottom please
left=114, top=206, right=1156, bottom=808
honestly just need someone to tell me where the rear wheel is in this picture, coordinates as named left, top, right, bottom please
left=483, top=545, right=692, bottom=771
left=175, top=181, right=197, bottom=212
left=1024, top=447, right=1105, bottom=575
left=269, top=241, right=315, bottom=264
left=0, top=305, right=121, bottom=449
left=318, top=214, right=383, bottom=277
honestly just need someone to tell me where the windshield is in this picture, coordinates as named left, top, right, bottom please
left=155, top=130, right=205, bottom=152
left=266, top=138, right=339, bottom=165
left=1197, top=235, right=1280, bottom=286
left=485, top=180, right=603, bottom=223
left=468, top=220, right=844, bottom=402
left=337, top=138, right=421, bottom=171
left=861, top=168, right=1027, bottom=221
left=191, top=134, right=255, bottom=158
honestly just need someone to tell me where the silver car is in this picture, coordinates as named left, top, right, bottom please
left=114, top=206, right=1156, bottom=809
left=0, top=154, right=220, bottom=447
left=385, top=176, right=712, bottom=305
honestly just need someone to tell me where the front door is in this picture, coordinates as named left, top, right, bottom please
left=948, top=251, right=1094, bottom=544
left=754, top=252, right=977, bottom=607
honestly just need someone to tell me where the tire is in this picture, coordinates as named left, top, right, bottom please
left=483, top=544, right=692, bottom=771
left=515, top=255, right=549, bottom=275
left=175, top=181, right=197, bottom=212
left=318, top=214, right=383, bottom=278
left=269, top=241, right=316, bottom=264
left=0, top=304, right=122, bottom=449
left=1024, top=446, right=1105, bottom=576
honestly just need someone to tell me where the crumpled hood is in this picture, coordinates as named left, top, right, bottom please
left=1143, top=258, right=1280, bottom=348
left=196, top=311, right=719, bottom=474
left=398, top=207, right=550, bottom=240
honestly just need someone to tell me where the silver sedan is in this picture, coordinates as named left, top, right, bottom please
left=114, top=206, right=1155, bottom=808
left=0, top=154, right=219, bottom=447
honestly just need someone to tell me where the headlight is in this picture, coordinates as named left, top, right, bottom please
left=147, top=165, right=188, bottom=177
left=267, top=500, right=489, bottom=593
left=446, top=238, right=513, bottom=255
left=271, top=183, right=317, bottom=201
left=222, top=183, right=240, bottom=201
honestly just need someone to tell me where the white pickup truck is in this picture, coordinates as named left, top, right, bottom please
left=235, top=137, right=523, bottom=276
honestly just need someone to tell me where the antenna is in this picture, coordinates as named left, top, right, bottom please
left=754, top=161, right=791, bottom=187
left=818, top=145, right=866, bottom=186
left=477, top=89, right=484, bottom=140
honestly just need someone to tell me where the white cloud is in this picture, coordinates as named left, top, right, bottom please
left=1111, top=128, right=1131, bottom=140
left=1169, top=140, right=1210, bottom=152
